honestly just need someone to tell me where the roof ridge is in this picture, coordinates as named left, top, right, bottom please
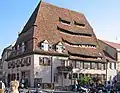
left=19, top=1, right=42, bottom=35
left=99, top=39, right=120, bottom=49
left=42, top=1, right=84, bottom=16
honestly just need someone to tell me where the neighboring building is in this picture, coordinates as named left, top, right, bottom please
left=0, top=59, right=3, bottom=79
left=99, top=39, right=119, bottom=82
left=5, top=1, right=107, bottom=88
left=1, top=44, right=14, bottom=83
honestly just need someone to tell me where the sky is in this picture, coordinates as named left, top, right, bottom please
left=0, top=0, right=120, bottom=56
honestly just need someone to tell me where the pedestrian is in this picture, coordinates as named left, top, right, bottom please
left=0, top=80, right=5, bottom=93
left=74, top=79, right=78, bottom=91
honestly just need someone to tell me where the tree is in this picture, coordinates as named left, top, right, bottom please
left=79, top=76, right=92, bottom=85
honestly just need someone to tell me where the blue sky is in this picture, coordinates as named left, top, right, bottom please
left=0, top=0, right=120, bottom=56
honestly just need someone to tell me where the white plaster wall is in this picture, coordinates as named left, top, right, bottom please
left=117, top=52, right=120, bottom=72
left=107, top=62, right=117, bottom=82
left=107, top=69, right=117, bottom=82
left=33, top=54, right=68, bottom=84
left=34, top=54, right=51, bottom=83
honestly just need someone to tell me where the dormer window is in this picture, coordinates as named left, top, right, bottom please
left=74, top=21, right=85, bottom=27
left=49, top=44, right=52, bottom=50
left=40, top=40, right=49, bottom=51
left=56, top=42, right=65, bottom=53
left=21, top=42, right=25, bottom=52
left=59, top=17, right=70, bottom=25
left=17, top=45, right=20, bottom=51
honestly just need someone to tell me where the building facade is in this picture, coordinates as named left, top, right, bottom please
left=98, top=40, right=119, bottom=82
left=0, top=59, right=3, bottom=79
left=4, top=1, right=107, bottom=88
left=1, top=44, right=15, bottom=83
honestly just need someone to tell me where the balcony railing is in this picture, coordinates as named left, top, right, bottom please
left=57, top=66, right=73, bottom=72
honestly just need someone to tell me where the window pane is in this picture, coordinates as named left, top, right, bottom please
left=114, top=63, right=116, bottom=69
left=72, top=61, right=76, bottom=68
left=76, top=61, right=80, bottom=68
left=84, top=62, right=90, bottom=69
left=39, top=57, right=43, bottom=65
left=61, top=60, right=65, bottom=66
left=91, top=63, right=97, bottom=69
left=109, top=63, right=112, bottom=69
left=103, top=64, right=106, bottom=70
left=97, top=63, right=102, bottom=69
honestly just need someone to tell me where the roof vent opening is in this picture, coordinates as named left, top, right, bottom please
left=59, top=17, right=70, bottom=25
left=74, top=21, right=85, bottom=27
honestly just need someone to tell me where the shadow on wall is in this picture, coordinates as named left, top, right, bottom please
left=114, top=72, right=120, bottom=82
left=108, top=73, right=119, bottom=84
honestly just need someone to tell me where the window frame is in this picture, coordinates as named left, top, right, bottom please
left=39, top=57, right=51, bottom=66
left=59, top=17, right=71, bottom=25
left=74, top=21, right=85, bottom=27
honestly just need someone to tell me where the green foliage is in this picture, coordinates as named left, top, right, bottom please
left=79, top=76, right=92, bottom=85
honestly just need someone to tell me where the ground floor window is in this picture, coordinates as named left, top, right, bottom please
left=73, top=73, right=78, bottom=78
left=20, top=71, right=30, bottom=88
left=34, top=78, right=42, bottom=88
left=54, top=74, right=58, bottom=83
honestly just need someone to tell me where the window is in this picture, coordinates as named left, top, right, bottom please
left=49, top=44, right=52, bottom=50
left=16, top=60, right=20, bottom=67
left=84, top=62, right=90, bottom=69
left=114, top=63, right=116, bottom=69
left=8, top=62, right=11, bottom=69
left=40, top=40, right=49, bottom=51
left=39, top=57, right=51, bottom=66
left=103, top=64, right=106, bottom=70
left=54, top=74, right=58, bottom=83
left=17, top=73, right=19, bottom=80
left=21, top=42, right=25, bottom=52
left=26, top=57, right=31, bottom=66
left=90, top=63, right=97, bottom=69
left=73, top=73, right=78, bottom=78
left=17, top=45, right=20, bottom=51
left=72, top=61, right=76, bottom=68
left=97, top=63, right=102, bottom=69
left=59, top=17, right=70, bottom=25
left=76, top=61, right=80, bottom=68
left=69, top=74, right=72, bottom=79
left=56, top=42, right=65, bottom=53
left=61, top=60, right=65, bottom=66
left=39, top=57, right=43, bottom=65
left=80, top=62, right=84, bottom=69
left=44, top=58, right=51, bottom=66
left=109, top=63, right=112, bottom=69
left=74, top=21, right=85, bottom=27
left=64, top=73, right=68, bottom=79
left=12, top=61, right=15, bottom=68
left=21, top=59, right=24, bottom=67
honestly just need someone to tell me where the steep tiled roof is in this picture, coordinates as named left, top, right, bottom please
left=100, top=39, right=120, bottom=49
left=1, top=45, right=13, bottom=57
left=8, top=1, right=106, bottom=62
left=103, top=50, right=116, bottom=62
